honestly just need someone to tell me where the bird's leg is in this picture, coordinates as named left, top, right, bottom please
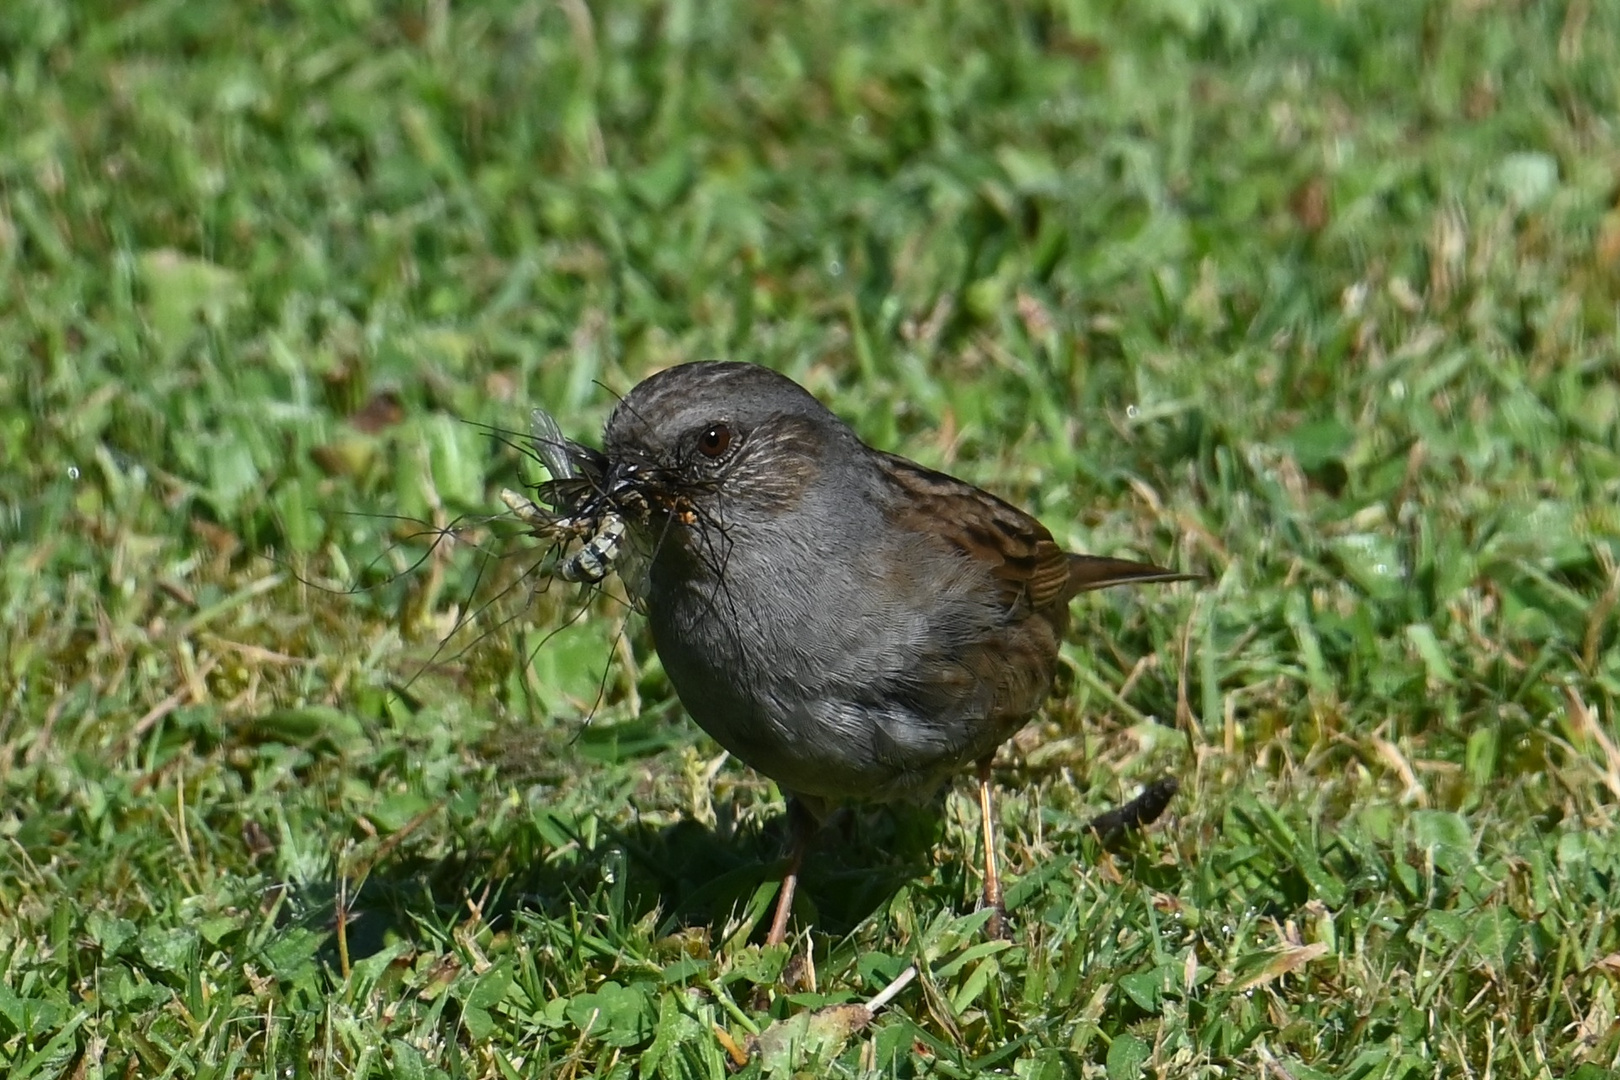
left=976, top=758, right=1006, bottom=938
left=764, top=845, right=803, bottom=947
left=765, top=796, right=817, bottom=946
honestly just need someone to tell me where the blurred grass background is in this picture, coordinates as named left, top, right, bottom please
left=2, top=0, right=1618, bottom=1076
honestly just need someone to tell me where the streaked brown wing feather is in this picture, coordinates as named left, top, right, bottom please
left=877, top=451, right=1192, bottom=741
left=877, top=453, right=1073, bottom=617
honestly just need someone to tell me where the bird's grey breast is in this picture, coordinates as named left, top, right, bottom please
left=640, top=463, right=1009, bottom=800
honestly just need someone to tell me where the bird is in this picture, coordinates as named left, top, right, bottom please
left=534, top=361, right=1191, bottom=943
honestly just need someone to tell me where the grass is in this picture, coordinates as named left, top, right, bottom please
left=2, top=0, right=1619, bottom=1076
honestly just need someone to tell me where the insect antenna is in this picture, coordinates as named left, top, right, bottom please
left=681, top=487, right=749, bottom=634
left=558, top=601, right=641, bottom=739
left=391, top=509, right=581, bottom=695
left=275, top=504, right=509, bottom=602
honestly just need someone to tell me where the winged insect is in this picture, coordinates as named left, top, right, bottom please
left=501, top=407, right=635, bottom=584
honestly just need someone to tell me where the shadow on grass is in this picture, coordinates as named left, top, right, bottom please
left=311, top=799, right=948, bottom=965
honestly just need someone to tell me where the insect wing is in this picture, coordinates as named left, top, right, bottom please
left=530, top=407, right=612, bottom=510
left=534, top=477, right=597, bottom=516
left=529, top=408, right=577, bottom=483
left=521, top=406, right=626, bottom=583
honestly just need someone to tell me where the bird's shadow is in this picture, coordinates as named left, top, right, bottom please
left=312, top=798, right=950, bottom=966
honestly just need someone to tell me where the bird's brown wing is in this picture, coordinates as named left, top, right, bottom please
left=876, top=453, right=1191, bottom=741
left=877, top=453, right=1189, bottom=615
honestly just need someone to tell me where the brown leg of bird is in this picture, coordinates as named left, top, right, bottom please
left=765, top=798, right=815, bottom=946
left=977, top=758, right=1006, bottom=938
left=765, top=845, right=803, bottom=947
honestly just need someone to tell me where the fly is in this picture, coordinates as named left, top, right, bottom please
left=500, top=407, right=633, bottom=585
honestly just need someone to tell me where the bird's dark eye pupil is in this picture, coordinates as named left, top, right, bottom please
left=698, top=423, right=732, bottom=458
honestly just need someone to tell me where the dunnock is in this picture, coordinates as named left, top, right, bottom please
left=520, top=362, right=1190, bottom=942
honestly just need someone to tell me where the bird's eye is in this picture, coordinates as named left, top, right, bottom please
left=697, top=423, right=733, bottom=458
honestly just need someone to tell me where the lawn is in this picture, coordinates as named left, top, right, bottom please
left=2, top=0, right=1618, bottom=1076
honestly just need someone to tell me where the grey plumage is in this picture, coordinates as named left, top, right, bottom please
left=600, top=362, right=1190, bottom=808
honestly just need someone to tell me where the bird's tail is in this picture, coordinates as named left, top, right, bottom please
left=1066, top=553, right=1198, bottom=595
